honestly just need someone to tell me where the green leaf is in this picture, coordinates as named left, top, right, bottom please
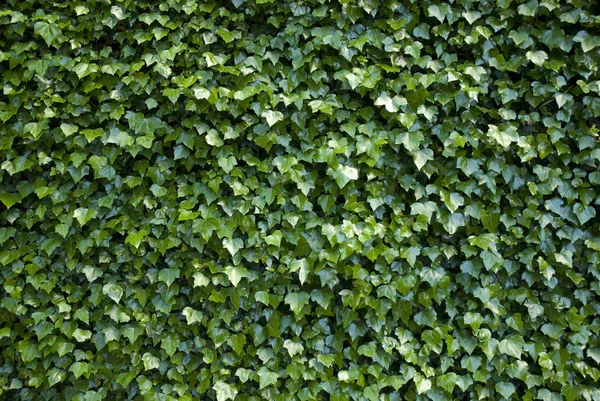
left=102, top=283, right=124, bottom=304
left=441, top=191, right=464, bottom=213
left=265, top=230, right=282, bottom=247
left=427, top=3, right=452, bottom=23
left=73, top=208, right=98, bottom=226
left=229, top=333, right=247, bottom=355
left=561, top=384, right=581, bottom=401
left=273, top=156, right=298, bottom=174
left=160, top=335, right=180, bottom=357
left=413, top=148, right=434, bottom=170
left=328, top=164, right=359, bottom=189
left=142, top=353, right=161, bottom=370
left=218, top=156, right=237, bottom=174
left=364, top=384, right=380, bottom=401
left=397, top=131, right=424, bottom=151
left=60, top=123, right=79, bottom=137
left=375, top=92, right=407, bottom=112
left=34, top=21, right=62, bottom=47
left=517, top=0, right=538, bottom=16
left=73, top=62, right=99, bottom=78
left=261, top=109, right=284, bottom=127
left=0, top=192, right=21, bottom=209
left=213, top=381, right=238, bottom=401
left=70, top=362, right=89, bottom=379
left=223, top=237, right=244, bottom=256
left=526, top=50, right=548, bottom=66
left=47, top=368, right=66, bottom=387
left=285, top=292, right=310, bottom=315
left=158, top=267, right=180, bottom=286
left=496, top=382, right=516, bottom=399
left=574, top=31, right=600, bottom=53
left=125, top=229, right=148, bottom=249
left=17, top=341, right=40, bottom=362
left=414, top=373, right=432, bottom=394
left=498, top=335, right=525, bottom=359
left=257, top=367, right=278, bottom=389
left=224, top=265, right=250, bottom=287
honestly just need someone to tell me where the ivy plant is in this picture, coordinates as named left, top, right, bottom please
left=1, top=0, right=600, bottom=400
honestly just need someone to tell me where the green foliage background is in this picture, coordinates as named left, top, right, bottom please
left=1, top=0, right=600, bottom=400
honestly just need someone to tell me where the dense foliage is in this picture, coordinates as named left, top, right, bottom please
left=1, top=0, right=600, bottom=400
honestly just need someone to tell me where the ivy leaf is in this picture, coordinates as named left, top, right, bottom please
left=60, top=123, right=79, bottom=137
left=328, top=164, right=359, bottom=189
left=526, top=50, right=548, bottom=66
left=223, top=238, right=244, bottom=256
left=160, top=335, right=180, bottom=357
left=47, top=368, right=66, bottom=387
left=34, top=21, right=62, bottom=47
left=285, top=292, right=310, bottom=315
left=158, top=267, right=180, bottom=286
left=225, top=265, right=250, bottom=287
left=69, top=362, right=89, bottom=379
left=142, top=353, right=160, bottom=370
left=496, top=382, right=516, bottom=399
left=427, top=3, right=452, bottom=23
left=574, top=31, right=600, bottom=52
left=265, top=230, right=282, bottom=247
left=413, top=148, right=434, bottom=170
left=0, top=192, right=21, bottom=209
left=257, top=367, right=278, bottom=389
left=17, top=341, right=40, bottom=362
left=73, top=63, right=99, bottom=78
left=102, top=283, right=124, bottom=304
left=213, top=381, right=238, bottom=401
left=561, top=384, right=580, bottom=401
left=375, top=92, right=407, bottom=112
left=441, top=191, right=465, bottom=213
left=73, top=208, right=98, bottom=226
left=498, top=335, right=525, bottom=359
left=261, top=110, right=284, bottom=127
left=125, top=229, right=148, bottom=249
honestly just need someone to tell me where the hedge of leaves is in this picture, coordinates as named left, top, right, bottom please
left=1, top=0, right=600, bottom=400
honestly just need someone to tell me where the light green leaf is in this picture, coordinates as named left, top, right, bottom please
left=413, top=148, right=434, bottom=170
left=375, top=92, right=407, bottom=112
left=257, top=367, right=278, bottom=389
left=0, top=192, right=21, bottom=209
left=142, top=353, right=160, bottom=370
left=261, top=109, right=284, bottom=127
left=73, top=63, right=99, bottom=78
left=526, top=50, right=548, bottom=66
left=427, top=3, right=452, bottom=23
left=328, top=164, right=359, bottom=189
left=498, top=335, right=525, bottom=359
left=285, top=292, right=310, bottom=315
left=125, top=229, right=148, bottom=249
left=102, top=283, right=124, bottom=304
left=224, top=265, right=249, bottom=287
left=60, top=123, right=79, bottom=137
left=265, top=230, right=282, bottom=247
left=496, top=382, right=516, bottom=399
left=213, top=380, right=238, bottom=401
left=70, top=362, right=89, bottom=379
left=73, top=208, right=98, bottom=226
left=223, top=237, right=244, bottom=257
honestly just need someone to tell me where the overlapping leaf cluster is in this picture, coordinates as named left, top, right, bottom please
left=1, top=0, right=600, bottom=400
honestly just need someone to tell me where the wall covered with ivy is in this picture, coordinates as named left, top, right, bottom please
left=1, top=0, right=600, bottom=400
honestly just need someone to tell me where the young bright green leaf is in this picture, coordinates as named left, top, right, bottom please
left=328, top=164, right=359, bottom=189
left=213, top=381, right=238, bottom=401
